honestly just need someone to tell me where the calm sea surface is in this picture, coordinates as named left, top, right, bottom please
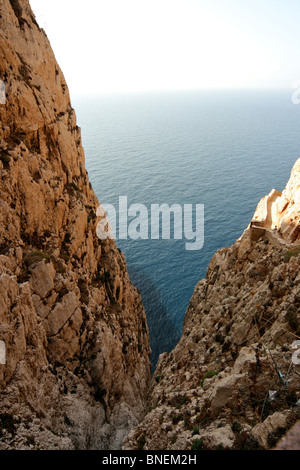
left=73, top=90, right=300, bottom=366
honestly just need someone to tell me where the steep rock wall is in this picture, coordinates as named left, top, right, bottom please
left=0, top=0, right=151, bottom=450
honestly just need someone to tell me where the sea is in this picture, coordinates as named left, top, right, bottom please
left=73, top=89, right=300, bottom=367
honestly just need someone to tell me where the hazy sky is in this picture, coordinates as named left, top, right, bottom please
left=30, top=0, right=300, bottom=95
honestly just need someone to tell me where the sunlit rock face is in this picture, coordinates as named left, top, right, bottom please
left=251, top=158, right=300, bottom=243
left=0, top=0, right=151, bottom=450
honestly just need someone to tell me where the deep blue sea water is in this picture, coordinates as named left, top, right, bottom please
left=73, top=90, right=300, bottom=366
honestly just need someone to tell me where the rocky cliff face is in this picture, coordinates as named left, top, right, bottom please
left=1, top=0, right=299, bottom=453
left=0, top=0, right=151, bottom=450
left=123, top=160, right=300, bottom=451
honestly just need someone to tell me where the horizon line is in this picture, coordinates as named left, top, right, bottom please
left=71, top=86, right=295, bottom=98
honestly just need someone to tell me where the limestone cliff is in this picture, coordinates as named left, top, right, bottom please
left=123, top=160, right=300, bottom=451
left=0, top=0, right=151, bottom=450
left=251, top=158, right=300, bottom=244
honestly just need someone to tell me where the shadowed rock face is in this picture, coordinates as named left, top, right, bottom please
left=0, top=0, right=151, bottom=450
left=123, top=161, right=300, bottom=451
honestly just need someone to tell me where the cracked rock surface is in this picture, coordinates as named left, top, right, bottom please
left=0, top=0, right=151, bottom=450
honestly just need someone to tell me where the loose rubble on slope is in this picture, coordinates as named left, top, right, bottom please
left=0, top=0, right=151, bottom=450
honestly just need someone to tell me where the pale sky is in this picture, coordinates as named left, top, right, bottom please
left=30, top=0, right=300, bottom=95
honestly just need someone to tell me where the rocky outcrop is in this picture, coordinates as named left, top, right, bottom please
left=0, top=0, right=151, bottom=450
left=123, top=161, right=300, bottom=451
left=251, top=159, right=300, bottom=243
